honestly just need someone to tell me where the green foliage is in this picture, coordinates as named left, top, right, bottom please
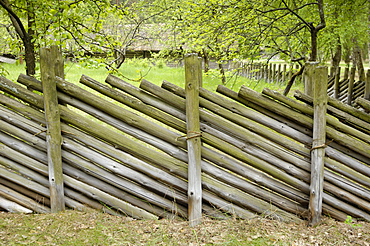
left=344, top=216, right=362, bottom=228
left=2, top=0, right=369, bottom=76
left=0, top=64, right=9, bottom=77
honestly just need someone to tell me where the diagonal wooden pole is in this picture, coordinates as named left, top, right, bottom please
left=185, top=53, right=202, bottom=226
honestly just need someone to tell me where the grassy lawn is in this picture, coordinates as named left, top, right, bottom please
left=1, top=58, right=304, bottom=94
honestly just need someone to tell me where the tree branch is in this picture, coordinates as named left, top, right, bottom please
left=0, top=0, right=28, bottom=40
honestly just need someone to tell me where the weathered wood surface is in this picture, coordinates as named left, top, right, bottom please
left=238, top=85, right=370, bottom=160
left=309, top=66, right=328, bottom=226
left=356, top=97, right=370, bottom=112
left=184, top=54, right=203, bottom=226
left=10, top=74, right=302, bottom=222
left=1, top=63, right=370, bottom=223
left=142, top=81, right=370, bottom=221
left=334, top=67, right=341, bottom=99
left=6, top=75, right=255, bottom=220
left=347, top=67, right=356, bottom=105
left=0, top=184, right=50, bottom=213
left=258, top=90, right=370, bottom=187
left=0, top=127, right=159, bottom=219
left=162, top=80, right=370, bottom=218
left=0, top=196, right=33, bottom=213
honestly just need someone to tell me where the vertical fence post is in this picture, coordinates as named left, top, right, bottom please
left=365, top=69, right=370, bottom=100
left=40, top=46, right=65, bottom=212
left=309, top=66, right=328, bottom=226
left=343, top=67, right=349, bottom=80
left=334, top=66, right=341, bottom=99
left=185, top=53, right=202, bottom=226
left=304, top=62, right=319, bottom=97
left=51, top=45, right=65, bottom=79
left=347, top=67, right=356, bottom=105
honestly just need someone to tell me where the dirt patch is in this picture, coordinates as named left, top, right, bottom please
left=0, top=209, right=369, bottom=245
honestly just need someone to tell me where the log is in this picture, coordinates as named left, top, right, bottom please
left=212, top=87, right=370, bottom=200
left=293, top=91, right=370, bottom=163
left=240, top=86, right=370, bottom=159
left=356, top=97, right=370, bottom=112
left=4, top=69, right=368, bottom=221
left=0, top=76, right=44, bottom=109
left=0, top=177, right=50, bottom=207
left=0, top=83, right=253, bottom=219
left=0, top=184, right=50, bottom=213
left=0, top=196, right=33, bottom=213
left=0, top=135, right=160, bottom=219
left=62, top=139, right=189, bottom=215
left=105, top=74, right=186, bottom=120
left=139, top=82, right=310, bottom=190
left=0, top=119, right=46, bottom=151
left=103, top=76, right=309, bottom=206
left=55, top=78, right=306, bottom=210
left=289, top=91, right=370, bottom=146
left=216, top=85, right=311, bottom=135
left=238, top=85, right=313, bottom=129
left=161, top=81, right=311, bottom=161
left=1, top=121, right=184, bottom=218
left=55, top=85, right=304, bottom=221
left=61, top=157, right=178, bottom=219
left=79, top=75, right=185, bottom=131
left=56, top=92, right=306, bottom=219
left=325, top=93, right=370, bottom=123
left=62, top=174, right=158, bottom=220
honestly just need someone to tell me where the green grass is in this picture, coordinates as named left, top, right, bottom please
left=1, top=58, right=304, bottom=95
left=1, top=210, right=369, bottom=245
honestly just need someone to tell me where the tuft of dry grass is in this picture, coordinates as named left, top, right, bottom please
left=1, top=209, right=369, bottom=245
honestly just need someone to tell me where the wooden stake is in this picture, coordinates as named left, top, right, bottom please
left=334, top=66, right=341, bottom=99
left=347, top=67, right=356, bottom=105
left=304, top=62, right=319, bottom=97
left=365, top=69, right=370, bottom=100
left=309, top=66, right=328, bottom=226
left=185, top=53, right=202, bottom=226
left=40, top=46, right=65, bottom=212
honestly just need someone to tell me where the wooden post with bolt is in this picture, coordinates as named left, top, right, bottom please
left=185, top=53, right=202, bottom=226
left=40, top=46, right=65, bottom=212
left=309, top=66, right=328, bottom=226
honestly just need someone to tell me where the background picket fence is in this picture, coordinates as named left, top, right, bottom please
left=240, top=63, right=370, bottom=105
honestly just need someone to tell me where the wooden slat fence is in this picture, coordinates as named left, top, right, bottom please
left=0, top=59, right=370, bottom=224
left=240, top=63, right=370, bottom=105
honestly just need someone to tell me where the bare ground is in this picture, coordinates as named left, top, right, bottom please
left=0, top=209, right=369, bottom=245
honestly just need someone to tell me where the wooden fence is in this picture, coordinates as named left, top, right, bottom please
left=240, top=63, right=370, bottom=105
left=1, top=50, right=370, bottom=226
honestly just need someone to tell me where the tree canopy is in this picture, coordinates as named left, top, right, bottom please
left=1, top=0, right=369, bottom=77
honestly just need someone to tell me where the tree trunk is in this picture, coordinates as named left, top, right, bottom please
left=309, top=29, right=318, bottom=61
left=203, top=49, right=209, bottom=73
left=309, top=0, right=326, bottom=62
left=218, top=63, right=226, bottom=85
left=343, top=45, right=351, bottom=67
left=0, top=0, right=36, bottom=75
left=353, top=42, right=365, bottom=81
left=331, top=37, right=342, bottom=69
left=24, top=36, right=36, bottom=76
left=25, top=2, right=36, bottom=76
